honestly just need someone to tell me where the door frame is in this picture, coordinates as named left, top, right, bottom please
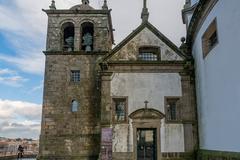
left=129, top=108, right=164, bottom=160
left=136, top=128, right=157, bottom=160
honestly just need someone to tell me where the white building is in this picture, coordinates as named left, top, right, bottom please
left=182, top=0, right=240, bottom=159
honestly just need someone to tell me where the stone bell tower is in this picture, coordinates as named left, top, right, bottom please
left=38, top=0, right=114, bottom=159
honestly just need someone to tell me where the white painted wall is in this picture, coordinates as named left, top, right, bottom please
left=191, top=0, right=240, bottom=152
left=161, top=122, right=185, bottom=152
left=111, top=73, right=185, bottom=152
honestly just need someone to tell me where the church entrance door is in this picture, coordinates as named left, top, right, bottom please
left=137, top=128, right=157, bottom=160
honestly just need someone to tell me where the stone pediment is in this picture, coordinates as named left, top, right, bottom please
left=129, top=108, right=165, bottom=120
left=102, top=22, right=187, bottom=63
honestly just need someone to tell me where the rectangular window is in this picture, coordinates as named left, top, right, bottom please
left=165, top=97, right=180, bottom=122
left=71, top=70, right=80, bottom=82
left=113, top=98, right=127, bottom=123
left=138, top=52, right=158, bottom=61
left=202, top=18, right=218, bottom=58
left=138, top=47, right=160, bottom=61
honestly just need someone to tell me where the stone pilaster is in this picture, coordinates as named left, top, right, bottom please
left=180, top=72, right=197, bottom=152
left=100, top=71, right=113, bottom=127
left=100, top=71, right=113, bottom=160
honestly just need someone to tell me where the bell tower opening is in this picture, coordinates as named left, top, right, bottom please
left=62, top=22, right=75, bottom=52
left=81, top=22, right=94, bottom=52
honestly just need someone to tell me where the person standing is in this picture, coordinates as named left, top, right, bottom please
left=17, top=145, right=24, bottom=158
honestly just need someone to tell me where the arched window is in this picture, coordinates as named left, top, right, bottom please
left=71, top=100, right=79, bottom=112
left=81, top=22, right=94, bottom=52
left=62, top=22, right=75, bottom=52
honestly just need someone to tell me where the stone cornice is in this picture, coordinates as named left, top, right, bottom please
left=107, top=61, right=186, bottom=65
left=43, top=50, right=108, bottom=55
left=42, top=9, right=110, bottom=15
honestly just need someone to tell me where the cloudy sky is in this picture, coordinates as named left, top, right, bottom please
left=0, top=0, right=185, bottom=139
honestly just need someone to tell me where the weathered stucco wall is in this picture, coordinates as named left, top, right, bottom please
left=111, top=73, right=185, bottom=153
left=161, top=123, right=185, bottom=152
left=110, top=28, right=183, bottom=61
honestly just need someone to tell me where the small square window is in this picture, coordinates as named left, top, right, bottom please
left=113, top=98, right=127, bottom=123
left=202, top=18, right=218, bottom=58
left=165, top=98, right=181, bottom=122
left=71, top=70, right=80, bottom=82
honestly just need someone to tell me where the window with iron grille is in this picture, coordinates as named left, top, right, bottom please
left=71, top=70, right=80, bottom=82
left=165, top=98, right=181, bottom=122
left=169, top=102, right=177, bottom=120
left=138, top=47, right=160, bottom=61
left=138, top=52, right=158, bottom=61
left=113, top=98, right=127, bottom=123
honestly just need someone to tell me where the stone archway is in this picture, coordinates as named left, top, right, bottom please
left=129, top=108, right=165, bottom=160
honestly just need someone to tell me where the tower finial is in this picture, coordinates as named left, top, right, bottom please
left=49, top=0, right=56, bottom=10
left=141, top=0, right=149, bottom=23
left=102, top=0, right=108, bottom=10
left=82, top=0, right=89, bottom=5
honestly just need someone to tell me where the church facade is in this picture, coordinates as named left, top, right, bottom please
left=39, top=0, right=198, bottom=160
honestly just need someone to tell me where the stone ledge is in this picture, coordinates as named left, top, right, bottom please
left=198, top=149, right=240, bottom=160
left=161, top=152, right=195, bottom=160
left=37, top=155, right=98, bottom=160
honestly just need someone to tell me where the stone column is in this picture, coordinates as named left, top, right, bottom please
left=75, top=25, right=80, bottom=51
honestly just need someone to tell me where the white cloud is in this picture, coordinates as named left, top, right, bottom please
left=28, top=82, right=43, bottom=94
left=0, top=99, right=41, bottom=120
left=0, top=68, right=28, bottom=87
left=0, top=68, right=16, bottom=75
left=0, top=52, right=45, bottom=75
left=0, top=75, right=28, bottom=87
left=31, top=84, right=43, bottom=92
left=0, top=121, right=40, bottom=139
left=0, top=99, right=41, bottom=139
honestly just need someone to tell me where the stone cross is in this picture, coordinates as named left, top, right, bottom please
left=102, top=0, right=108, bottom=10
left=82, top=0, right=89, bottom=5
left=141, top=0, right=149, bottom=22
left=49, top=0, right=56, bottom=10
left=143, top=0, right=147, bottom=8
left=144, top=100, right=149, bottom=109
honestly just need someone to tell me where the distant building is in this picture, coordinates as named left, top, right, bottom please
left=39, top=0, right=197, bottom=159
left=182, top=0, right=240, bottom=159
left=0, top=138, right=38, bottom=157
left=0, top=141, right=8, bottom=156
